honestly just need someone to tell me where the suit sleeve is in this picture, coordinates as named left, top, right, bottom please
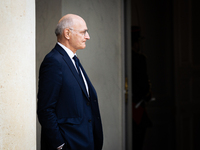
left=37, top=56, right=65, bottom=149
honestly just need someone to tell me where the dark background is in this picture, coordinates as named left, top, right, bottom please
left=129, top=0, right=200, bottom=149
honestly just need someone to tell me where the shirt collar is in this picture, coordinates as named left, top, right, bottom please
left=57, top=42, right=76, bottom=59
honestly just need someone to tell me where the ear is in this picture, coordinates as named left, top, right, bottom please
left=64, top=28, right=70, bottom=39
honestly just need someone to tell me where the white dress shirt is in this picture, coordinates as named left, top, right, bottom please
left=57, top=42, right=89, bottom=96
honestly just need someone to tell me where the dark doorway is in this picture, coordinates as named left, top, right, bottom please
left=126, top=0, right=176, bottom=150
left=126, top=0, right=200, bottom=150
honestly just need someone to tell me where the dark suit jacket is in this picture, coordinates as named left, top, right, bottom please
left=37, top=44, right=103, bottom=150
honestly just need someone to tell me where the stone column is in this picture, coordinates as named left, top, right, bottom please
left=0, top=0, right=36, bottom=149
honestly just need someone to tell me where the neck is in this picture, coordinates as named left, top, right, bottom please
left=57, top=40, right=77, bottom=54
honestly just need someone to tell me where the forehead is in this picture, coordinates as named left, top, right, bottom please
left=73, top=18, right=87, bottom=29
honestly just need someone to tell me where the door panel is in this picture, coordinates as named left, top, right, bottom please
left=174, top=0, right=200, bottom=149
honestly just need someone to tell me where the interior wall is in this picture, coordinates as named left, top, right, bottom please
left=36, top=0, right=125, bottom=150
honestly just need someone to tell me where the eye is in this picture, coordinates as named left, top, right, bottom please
left=82, top=30, right=88, bottom=36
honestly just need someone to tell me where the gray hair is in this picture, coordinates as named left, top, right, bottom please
left=55, top=17, right=74, bottom=36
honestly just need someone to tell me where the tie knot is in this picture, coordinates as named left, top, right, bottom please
left=73, top=56, right=79, bottom=63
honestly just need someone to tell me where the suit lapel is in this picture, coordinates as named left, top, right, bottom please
left=54, top=44, right=89, bottom=99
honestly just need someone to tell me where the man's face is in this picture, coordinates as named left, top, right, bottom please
left=68, top=19, right=90, bottom=53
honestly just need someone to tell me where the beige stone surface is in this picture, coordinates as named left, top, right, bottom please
left=0, top=0, right=36, bottom=149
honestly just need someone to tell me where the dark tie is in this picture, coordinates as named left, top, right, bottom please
left=73, top=55, right=82, bottom=76
left=73, top=56, right=88, bottom=94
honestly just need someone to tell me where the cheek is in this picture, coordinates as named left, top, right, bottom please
left=77, top=38, right=85, bottom=46
left=72, top=35, right=85, bottom=49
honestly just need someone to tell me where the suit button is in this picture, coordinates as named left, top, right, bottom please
left=97, top=117, right=100, bottom=119
left=94, top=100, right=97, bottom=102
left=87, top=102, right=90, bottom=106
left=88, top=119, right=92, bottom=123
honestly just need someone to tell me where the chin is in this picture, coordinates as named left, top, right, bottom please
left=81, top=45, right=86, bottom=49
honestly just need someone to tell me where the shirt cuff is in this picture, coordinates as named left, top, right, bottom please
left=57, top=143, right=65, bottom=150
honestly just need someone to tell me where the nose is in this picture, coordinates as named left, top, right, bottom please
left=85, top=31, right=90, bottom=40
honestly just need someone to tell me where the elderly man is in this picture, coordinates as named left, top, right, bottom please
left=37, top=14, right=103, bottom=150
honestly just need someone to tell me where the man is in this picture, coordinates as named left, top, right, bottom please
left=131, top=26, right=152, bottom=150
left=37, top=14, right=103, bottom=150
